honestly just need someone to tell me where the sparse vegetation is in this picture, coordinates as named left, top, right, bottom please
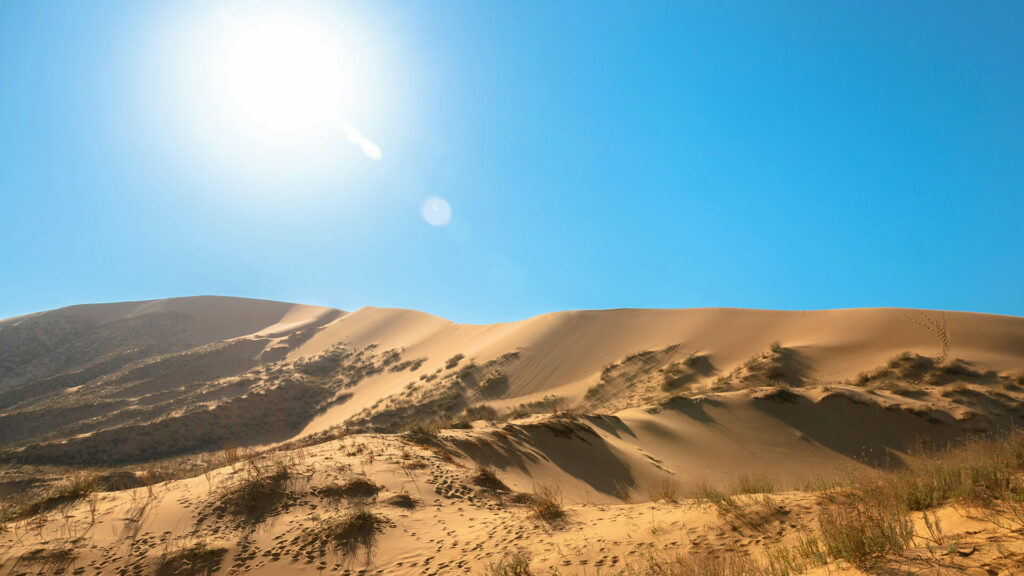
left=383, top=491, right=420, bottom=509
left=649, top=475, right=680, bottom=502
left=157, top=539, right=227, bottom=576
left=445, top=353, right=465, bottom=369
left=404, top=421, right=441, bottom=446
left=214, top=459, right=293, bottom=522
left=318, top=476, right=381, bottom=500
left=527, top=484, right=565, bottom=524
left=816, top=490, right=914, bottom=569
left=8, top=472, right=99, bottom=519
left=480, top=550, right=533, bottom=576
left=478, top=371, right=509, bottom=396
left=303, top=505, right=387, bottom=560
left=472, top=465, right=509, bottom=491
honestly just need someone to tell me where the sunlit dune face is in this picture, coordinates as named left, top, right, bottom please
left=218, top=13, right=346, bottom=138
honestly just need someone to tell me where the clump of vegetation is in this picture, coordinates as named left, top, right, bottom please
left=214, top=460, right=293, bottom=522
left=303, top=506, right=387, bottom=560
left=649, top=476, right=680, bottom=502
left=478, top=371, right=510, bottom=396
left=731, top=474, right=777, bottom=495
left=318, top=476, right=381, bottom=500
left=404, top=421, right=441, bottom=446
left=695, top=483, right=784, bottom=530
left=472, top=465, right=509, bottom=491
left=503, top=395, right=566, bottom=420
left=464, top=404, right=500, bottom=422
left=383, top=492, right=419, bottom=510
left=156, top=539, right=227, bottom=576
left=816, top=490, right=914, bottom=570
left=481, top=550, right=533, bottom=576
left=527, top=484, right=565, bottom=524
left=445, top=353, right=465, bottom=369
left=11, top=472, right=99, bottom=519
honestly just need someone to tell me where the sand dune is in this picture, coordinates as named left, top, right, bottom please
left=1, top=298, right=1023, bottom=575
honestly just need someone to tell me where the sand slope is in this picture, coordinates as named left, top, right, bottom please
left=2, top=298, right=1024, bottom=575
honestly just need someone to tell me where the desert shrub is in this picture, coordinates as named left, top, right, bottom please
left=478, top=372, right=509, bottom=396
left=503, top=395, right=566, bottom=420
left=303, top=506, right=387, bottom=560
left=383, top=492, right=419, bottom=509
left=527, top=485, right=565, bottom=524
left=156, top=539, right=227, bottom=576
left=464, top=405, right=499, bottom=422
left=404, top=421, right=441, bottom=446
left=445, top=353, right=465, bottom=369
left=817, top=490, right=914, bottom=570
left=472, top=466, right=509, bottom=491
left=481, top=550, right=533, bottom=576
left=317, top=476, right=380, bottom=500
left=215, top=460, right=292, bottom=522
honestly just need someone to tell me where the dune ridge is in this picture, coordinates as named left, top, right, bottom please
left=2, top=297, right=1024, bottom=575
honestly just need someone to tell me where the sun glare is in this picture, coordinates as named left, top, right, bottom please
left=218, top=13, right=345, bottom=138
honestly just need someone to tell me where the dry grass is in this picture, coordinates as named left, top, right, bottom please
left=649, top=475, right=681, bottom=502
left=472, top=466, right=509, bottom=492
left=302, top=505, right=387, bottom=560
left=10, top=472, right=99, bottom=519
left=214, top=459, right=293, bottom=523
left=383, top=491, right=420, bottom=509
left=156, top=539, right=227, bottom=576
left=404, top=421, right=442, bottom=446
left=480, top=550, right=533, bottom=575
left=317, top=476, right=381, bottom=500
left=815, top=489, right=914, bottom=570
left=694, top=483, right=784, bottom=530
left=527, top=484, right=565, bottom=525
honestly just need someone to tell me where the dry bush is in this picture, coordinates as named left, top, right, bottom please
left=464, top=404, right=500, bottom=421
left=472, top=466, right=509, bottom=491
left=480, top=550, right=533, bottom=576
left=383, top=492, right=419, bottom=510
left=156, top=539, right=227, bottom=576
left=445, top=353, right=465, bottom=369
left=214, top=459, right=293, bottom=522
left=527, top=484, right=565, bottom=525
left=302, top=505, right=387, bottom=560
left=317, top=476, right=381, bottom=500
left=404, top=421, right=441, bottom=446
left=816, top=489, right=914, bottom=570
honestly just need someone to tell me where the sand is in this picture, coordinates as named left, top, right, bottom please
left=1, top=297, right=1023, bottom=575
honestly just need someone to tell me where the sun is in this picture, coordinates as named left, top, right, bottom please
left=217, top=10, right=346, bottom=138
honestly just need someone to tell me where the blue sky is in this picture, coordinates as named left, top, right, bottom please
left=1, top=1, right=1022, bottom=323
